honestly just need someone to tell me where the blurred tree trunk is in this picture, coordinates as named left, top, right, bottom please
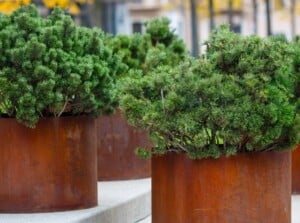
left=266, top=0, right=272, bottom=36
left=228, top=0, right=233, bottom=29
left=291, top=0, right=296, bottom=38
left=190, top=0, right=199, bottom=57
left=253, top=0, right=258, bottom=34
left=31, top=0, right=43, bottom=6
left=209, top=0, right=215, bottom=31
left=79, top=3, right=92, bottom=27
left=90, top=0, right=102, bottom=27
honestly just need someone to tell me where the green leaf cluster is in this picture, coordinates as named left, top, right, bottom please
left=111, top=17, right=187, bottom=76
left=0, top=5, right=120, bottom=127
left=291, top=37, right=300, bottom=142
left=110, top=17, right=188, bottom=110
left=120, top=25, right=299, bottom=159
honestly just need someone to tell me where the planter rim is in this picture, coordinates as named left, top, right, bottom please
left=152, top=149, right=291, bottom=160
left=0, top=114, right=94, bottom=120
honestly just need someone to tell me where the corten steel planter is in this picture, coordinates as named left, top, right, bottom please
left=152, top=151, right=291, bottom=223
left=292, top=144, right=300, bottom=194
left=97, top=109, right=151, bottom=181
left=0, top=116, right=97, bottom=213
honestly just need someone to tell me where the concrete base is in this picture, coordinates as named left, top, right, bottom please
left=293, top=195, right=300, bottom=223
left=0, top=178, right=151, bottom=223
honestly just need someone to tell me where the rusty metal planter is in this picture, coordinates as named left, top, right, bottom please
left=292, top=144, right=300, bottom=194
left=0, top=116, right=97, bottom=213
left=152, top=151, right=291, bottom=223
left=96, top=110, right=151, bottom=181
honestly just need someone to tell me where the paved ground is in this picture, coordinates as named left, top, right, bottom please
left=293, top=195, right=300, bottom=223
left=0, top=179, right=151, bottom=223
left=0, top=179, right=298, bottom=223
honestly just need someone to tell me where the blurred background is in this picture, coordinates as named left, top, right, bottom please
left=1, top=0, right=299, bottom=54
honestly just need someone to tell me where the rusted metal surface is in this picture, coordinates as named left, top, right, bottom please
left=97, top=109, right=151, bottom=181
left=0, top=116, right=97, bottom=213
left=292, top=145, right=300, bottom=194
left=152, top=151, right=291, bottom=223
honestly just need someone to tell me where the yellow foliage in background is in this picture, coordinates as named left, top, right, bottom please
left=43, top=0, right=94, bottom=15
left=0, top=0, right=31, bottom=14
left=197, top=0, right=242, bottom=17
left=0, top=0, right=93, bottom=15
left=162, top=0, right=242, bottom=18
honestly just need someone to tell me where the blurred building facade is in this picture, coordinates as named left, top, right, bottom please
left=1, top=0, right=300, bottom=53
left=97, top=0, right=300, bottom=53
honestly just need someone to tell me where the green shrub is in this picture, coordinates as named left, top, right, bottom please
left=120, top=25, right=299, bottom=159
left=291, top=37, right=300, bottom=142
left=0, top=5, right=120, bottom=127
left=110, top=17, right=188, bottom=111
left=111, top=17, right=187, bottom=76
left=110, top=33, right=150, bottom=74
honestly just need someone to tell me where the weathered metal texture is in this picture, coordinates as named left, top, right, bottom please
left=0, top=116, right=97, bottom=213
left=292, top=144, right=300, bottom=194
left=152, top=151, right=291, bottom=223
left=97, top=109, right=151, bottom=181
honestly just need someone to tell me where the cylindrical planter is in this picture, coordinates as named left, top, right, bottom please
left=97, top=109, right=151, bottom=181
left=152, top=151, right=291, bottom=223
left=0, top=116, right=97, bottom=213
left=292, top=144, right=300, bottom=194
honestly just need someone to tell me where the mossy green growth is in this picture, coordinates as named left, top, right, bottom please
left=120, top=25, right=299, bottom=159
left=0, top=5, right=121, bottom=127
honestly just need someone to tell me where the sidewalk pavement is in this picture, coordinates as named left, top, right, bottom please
left=293, top=195, right=300, bottom=223
left=0, top=179, right=298, bottom=223
left=0, top=178, right=151, bottom=223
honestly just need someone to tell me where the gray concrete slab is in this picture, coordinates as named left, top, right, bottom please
left=137, top=215, right=151, bottom=223
left=0, top=178, right=151, bottom=223
left=293, top=195, right=300, bottom=223
left=0, top=179, right=298, bottom=223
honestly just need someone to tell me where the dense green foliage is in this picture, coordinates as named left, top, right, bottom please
left=291, top=37, right=300, bottom=141
left=0, top=5, right=120, bottom=127
left=111, top=17, right=187, bottom=76
left=292, top=38, right=300, bottom=100
left=120, top=25, right=299, bottom=159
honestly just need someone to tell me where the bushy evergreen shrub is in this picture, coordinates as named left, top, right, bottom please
left=291, top=37, right=300, bottom=142
left=120, top=25, right=299, bottom=159
left=0, top=5, right=120, bottom=127
left=111, top=17, right=187, bottom=76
